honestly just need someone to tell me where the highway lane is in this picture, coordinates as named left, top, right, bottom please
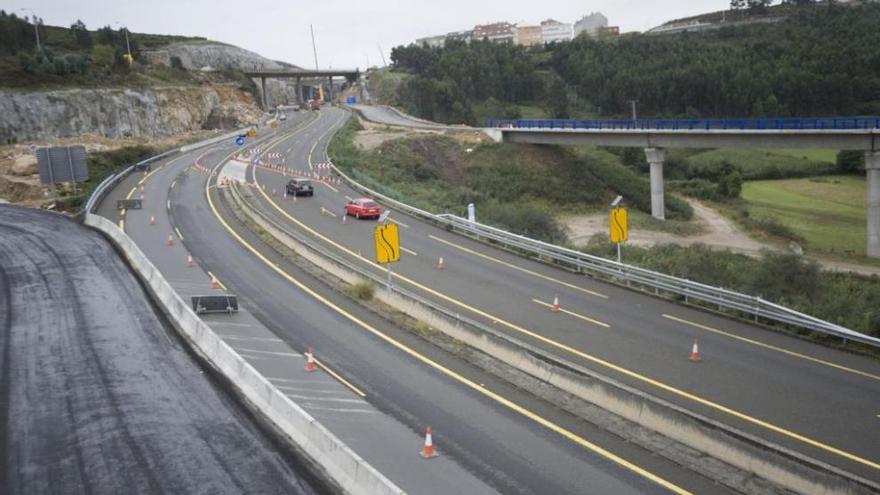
left=350, top=104, right=462, bottom=129
left=106, top=110, right=743, bottom=493
left=250, top=107, right=880, bottom=481
left=0, top=206, right=324, bottom=495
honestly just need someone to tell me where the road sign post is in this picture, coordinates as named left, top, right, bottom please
left=609, top=198, right=628, bottom=265
left=374, top=221, right=400, bottom=291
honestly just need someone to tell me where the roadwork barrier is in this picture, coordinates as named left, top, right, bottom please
left=228, top=181, right=880, bottom=495
left=83, top=213, right=404, bottom=495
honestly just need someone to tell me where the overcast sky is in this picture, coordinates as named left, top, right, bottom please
left=8, top=1, right=730, bottom=69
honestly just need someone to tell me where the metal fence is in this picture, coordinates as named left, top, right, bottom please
left=486, top=117, right=880, bottom=131
left=329, top=163, right=880, bottom=349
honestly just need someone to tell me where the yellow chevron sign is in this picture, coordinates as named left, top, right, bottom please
left=609, top=207, right=628, bottom=244
left=374, top=223, right=400, bottom=264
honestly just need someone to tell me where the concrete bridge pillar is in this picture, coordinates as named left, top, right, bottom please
left=867, top=151, right=880, bottom=258
left=295, top=77, right=302, bottom=105
left=645, top=148, right=666, bottom=220
left=260, top=77, right=267, bottom=110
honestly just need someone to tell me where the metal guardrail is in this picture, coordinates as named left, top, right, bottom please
left=486, top=117, right=880, bottom=131
left=328, top=163, right=880, bottom=349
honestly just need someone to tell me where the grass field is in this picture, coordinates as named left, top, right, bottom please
left=741, top=175, right=866, bottom=255
left=685, top=148, right=836, bottom=179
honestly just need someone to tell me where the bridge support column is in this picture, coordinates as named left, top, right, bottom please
left=327, top=76, right=333, bottom=102
left=295, top=77, right=302, bottom=105
left=645, top=148, right=666, bottom=220
left=260, top=77, right=267, bottom=110
left=867, top=151, right=880, bottom=258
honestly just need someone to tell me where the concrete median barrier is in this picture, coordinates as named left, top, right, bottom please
left=84, top=212, right=404, bottom=495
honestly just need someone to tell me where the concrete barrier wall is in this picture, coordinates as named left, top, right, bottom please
left=227, top=185, right=880, bottom=495
left=84, top=213, right=404, bottom=495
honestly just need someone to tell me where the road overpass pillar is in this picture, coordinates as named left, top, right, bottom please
left=260, top=77, right=267, bottom=110
left=867, top=151, right=880, bottom=258
left=295, top=77, right=303, bottom=105
left=645, top=148, right=666, bottom=220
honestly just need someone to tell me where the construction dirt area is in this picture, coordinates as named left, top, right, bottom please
left=0, top=130, right=225, bottom=208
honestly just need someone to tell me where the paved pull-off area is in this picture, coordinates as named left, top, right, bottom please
left=0, top=205, right=323, bottom=495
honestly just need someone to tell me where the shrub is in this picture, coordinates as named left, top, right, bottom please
left=348, top=280, right=375, bottom=301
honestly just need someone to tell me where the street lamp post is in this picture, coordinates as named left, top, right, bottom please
left=19, top=8, right=41, bottom=53
left=114, top=22, right=133, bottom=65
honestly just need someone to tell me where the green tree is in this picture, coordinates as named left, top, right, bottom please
left=91, top=43, right=115, bottom=69
left=716, top=169, right=743, bottom=198
left=70, top=19, right=92, bottom=48
left=835, top=150, right=864, bottom=174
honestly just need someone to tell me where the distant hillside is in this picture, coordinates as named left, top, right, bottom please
left=384, top=2, right=880, bottom=124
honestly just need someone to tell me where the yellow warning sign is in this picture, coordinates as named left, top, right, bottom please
left=271, top=121, right=278, bottom=129
left=247, top=128, right=257, bottom=137
left=374, top=223, right=400, bottom=264
left=609, top=207, right=628, bottom=243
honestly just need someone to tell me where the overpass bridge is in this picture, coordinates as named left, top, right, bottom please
left=485, top=117, right=880, bottom=257
left=244, top=69, right=360, bottom=108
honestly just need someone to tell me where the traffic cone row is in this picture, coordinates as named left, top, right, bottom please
left=551, top=294, right=560, bottom=312
left=167, top=234, right=174, bottom=246
left=434, top=257, right=445, bottom=270
left=186, top=254, right=194, bottom=268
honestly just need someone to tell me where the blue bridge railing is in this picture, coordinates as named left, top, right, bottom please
left=485, top=117, right=880, bottom=131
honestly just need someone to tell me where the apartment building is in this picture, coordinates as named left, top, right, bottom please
left=540, top=19, right=573, bottom=44
left=573, top=12, right=608, bottom=38
left=473, top=22, right=516, bottom=43
left=515, top=25, right=543, bottom=46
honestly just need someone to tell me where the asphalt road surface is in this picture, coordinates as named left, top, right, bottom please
left=351, top=104, right=462, bottom=129
left=98, top=111, right=739, bottom=494
left=249, top=107, right=880, bottom=482
left=0, top=205, right=325, bottom=495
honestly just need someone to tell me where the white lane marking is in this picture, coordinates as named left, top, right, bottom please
left=282, top=393, right=365, bottom=404
left=233, top=347, right=302, bottom=358
left=170, top=180, right=177, bottom=189
left=217, top=334, right=283, bottom=342
left=267, top=377, right=324, bottom=384
left=321, top=181, right=339, bottom=193
left=345, top=195, right=353, bottom=201
left=401, top=246, right=418, bottom=256
left=389, top=218, right=410, bottom=229
left=300, top=405, right=376, bottom=414
left=275, top=385, right=352, bottom=395
left=238, top=353, right=274, bottom=361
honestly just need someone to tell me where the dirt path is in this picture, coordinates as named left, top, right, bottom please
left=564, top=199, right=880, bottom=276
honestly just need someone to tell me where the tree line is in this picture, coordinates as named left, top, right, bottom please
left=389, top=2, right=880, bottom=124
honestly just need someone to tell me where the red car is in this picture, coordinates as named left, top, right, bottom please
left=345, top=198, right=382, bottom=219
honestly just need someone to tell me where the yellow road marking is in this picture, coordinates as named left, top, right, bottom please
left=401, top=246, right=418, bottom=257
left=174, top=227, right=184, bottom=241
left=206, top=271, right=228, bottom=291
left=663, top=314, right=880, bottom=382
left=312, top=356, right=367, bottom=398
left=166, top=199, right=171, bottom=210
left=253, top=151, right=880, bottom=472
left=171, top=180, right=177, bottom=189
left=429, top=234, right=607, bottom=299
left=206, top=158, right=689, bottom=495
left=532, top=299, right=610, bottom=328
left=118, top=219, right=124, bottom=230
left=126, top=186, right=136, bottom=199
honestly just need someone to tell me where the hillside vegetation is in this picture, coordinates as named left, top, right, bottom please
left=329, top=120, right=692, bottom=243
left=388, top=2, right=880, bottom=124
left=0, top=11, right=252, bottom=89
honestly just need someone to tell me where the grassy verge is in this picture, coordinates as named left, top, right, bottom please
left=741, top=175, right=866, bottom=257
left=684, top=148, right=836, bottom=180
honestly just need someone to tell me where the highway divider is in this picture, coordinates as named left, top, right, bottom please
left=83, top=212, right=403, bottom=495
left=227, top=180, right=880, bottom=495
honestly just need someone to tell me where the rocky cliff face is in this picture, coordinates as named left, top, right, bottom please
left=0, top=84, right=262, bottom=143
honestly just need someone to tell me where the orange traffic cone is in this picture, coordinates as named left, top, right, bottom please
left=304, top=348, right=318, bottom=372
left=167, top=234, right=174, bottom=246
left=186, top=254, right=194, bottom=268
left=688, top=338, right=702, bottom=362
left=434, top=257, right=445, bottom=270
left=149, top=215, right=155, bottom=225
left=551, top=294, right=560, bottom=312
left=420, top=427, right=438, bottom=458
left=210, top=274, right=220, bottom=289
